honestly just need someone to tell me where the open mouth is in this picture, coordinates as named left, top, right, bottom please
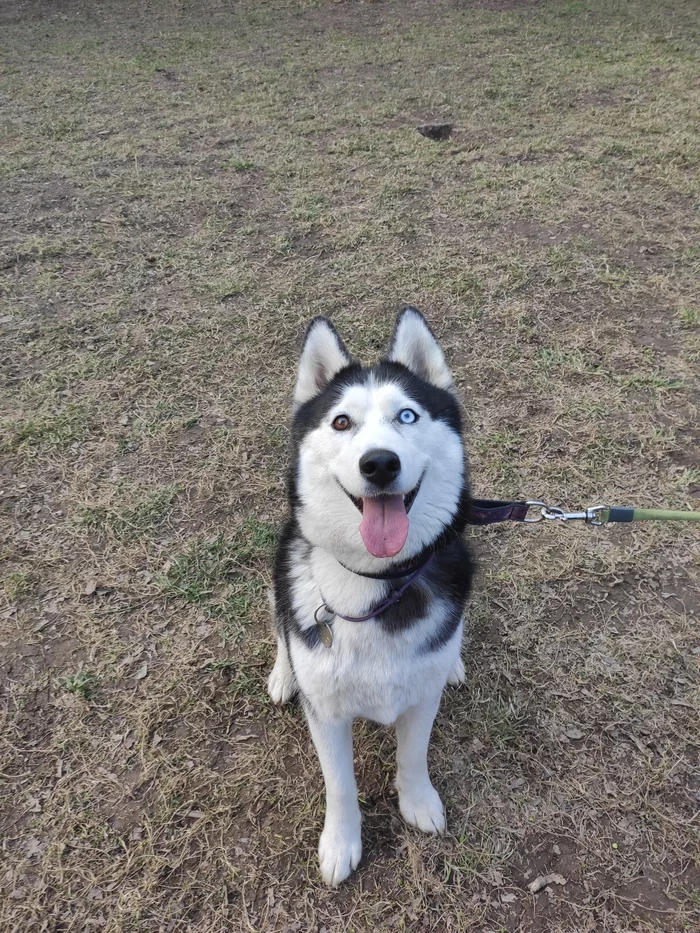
left=338, top=474, right=424, bottom=559
left=343, top=475, right=423, bottom=515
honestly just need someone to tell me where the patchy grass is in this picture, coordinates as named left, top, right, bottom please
left=77, top=487, right=179, bottom=539
left=61, top=670, right=97, bottom=701
left=679, top=306, right=699, bottom=328
left=0, top=405, right=89, bottom=452
left=2, top=570, right=34, bottom=602
left=1, top=0, right=699, bottom=931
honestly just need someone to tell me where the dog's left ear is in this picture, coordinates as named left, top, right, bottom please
left=386, top=307, right=454, bottom=392
left=293, top=316, right=353, bottom=409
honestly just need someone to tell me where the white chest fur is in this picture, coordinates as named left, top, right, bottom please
left=287, top=544, right=461, bottom=724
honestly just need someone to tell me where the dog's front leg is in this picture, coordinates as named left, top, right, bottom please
left=305, top=710, right=362, bottom=886
left=395, top=691, right=446, bottom=834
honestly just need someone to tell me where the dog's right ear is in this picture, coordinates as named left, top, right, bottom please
left=293, top=317, right=353, bottom=409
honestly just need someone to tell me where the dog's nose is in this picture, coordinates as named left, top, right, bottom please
left=359, top=449, right=401, bottom=488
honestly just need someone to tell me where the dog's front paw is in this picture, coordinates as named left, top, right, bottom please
left=318, top=817, right=362, bottom=886
left=447, top=656, right=466, bottom=686
left=398, top=782, right=446, bottom=834
left=267, top=664, right=296, bottom=705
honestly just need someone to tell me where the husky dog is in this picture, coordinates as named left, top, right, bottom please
left=268, top=308, right=474, bottom=886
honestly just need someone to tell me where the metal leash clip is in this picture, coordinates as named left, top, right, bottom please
left=524, top=501, right=607, bottom=525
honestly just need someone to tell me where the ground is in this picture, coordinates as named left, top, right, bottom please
left=1, top=0, right=699, bottom=930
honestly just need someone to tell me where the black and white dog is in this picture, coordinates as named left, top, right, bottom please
left=268, top=308, right=474, bottom=885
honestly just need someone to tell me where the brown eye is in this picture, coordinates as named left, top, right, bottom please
left=332, top=414, right=351, bottom=431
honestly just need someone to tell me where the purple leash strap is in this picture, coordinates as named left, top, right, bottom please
left=469, top=498, right=531, bottom=525
left=320, top=555, right=434, bottom=623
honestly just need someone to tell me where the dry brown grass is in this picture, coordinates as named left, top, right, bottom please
left=1, top=0, right=699, bottom=930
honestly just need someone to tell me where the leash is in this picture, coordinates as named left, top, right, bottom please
left=469, top=498, right=700, bottom=526
left=312, top=497, right=699, bottom=647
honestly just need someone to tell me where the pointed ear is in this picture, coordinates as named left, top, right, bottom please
left=386, top=307, right=454, bottom=391
left=293, top=316, right=353, bottom=408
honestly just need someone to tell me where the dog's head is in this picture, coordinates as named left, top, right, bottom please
left=289, top=308, right=468, bottom=569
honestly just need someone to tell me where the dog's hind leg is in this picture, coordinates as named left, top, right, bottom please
left=395, top=691, right=446, bottom=834
left=267, top=636, right=297, bottom=705
left=306, top=712, right=362, bottom=886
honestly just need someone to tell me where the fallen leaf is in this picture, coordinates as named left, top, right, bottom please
left=25, top=837, right=45, bottom=858
left=565, top=727, right=585, bottom=740
left=134, top=662, right=148, bottom=680
left=528, top=873, right=567, bottom=894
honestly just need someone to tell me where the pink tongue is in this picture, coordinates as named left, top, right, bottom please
left=359, top=495, right=409, bottom=558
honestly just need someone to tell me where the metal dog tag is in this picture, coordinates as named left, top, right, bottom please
left=314, top=605, right=335, bottom=649
left=318, top=620, right=334, bottom=648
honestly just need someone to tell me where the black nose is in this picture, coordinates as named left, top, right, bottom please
left=359, top=448, right=401, bottom=488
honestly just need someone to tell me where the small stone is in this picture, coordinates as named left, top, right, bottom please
left=416, top=123, right=454, bottom=141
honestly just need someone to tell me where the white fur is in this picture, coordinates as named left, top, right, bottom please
left=272, top=542, right=461, bottom=885
left=267, top=635, right=296, bottom=704
left=271, top=311, right=467, bottom=886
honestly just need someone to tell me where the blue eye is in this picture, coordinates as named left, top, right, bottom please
left=398, top=408, right=418, bottom=424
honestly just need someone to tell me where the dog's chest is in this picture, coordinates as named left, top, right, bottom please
left=288, top=558, right=459, bottom=724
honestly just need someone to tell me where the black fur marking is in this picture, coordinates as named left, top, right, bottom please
left=292, top=361, right=460, bottom=445
left=419, top=537, right=474, bottom=652
left=372, top=536, right=473, bottom=641
left=273, top=520, right=320, bottom=651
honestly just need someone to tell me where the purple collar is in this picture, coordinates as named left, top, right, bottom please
left=318, top=556, right=434, bottom=624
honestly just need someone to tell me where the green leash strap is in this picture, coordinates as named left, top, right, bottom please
left=602, top=506, right=700, bottom=524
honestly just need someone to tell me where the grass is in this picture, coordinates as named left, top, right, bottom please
left=61, top=670, right=97, bottom=701
left=1, top=0, right=699, bottom=930
left=1, top=405, right=89, bottom=452
left=2, top=570, right=34, bottom=602
left=77, top=487, right=179, bottom=539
